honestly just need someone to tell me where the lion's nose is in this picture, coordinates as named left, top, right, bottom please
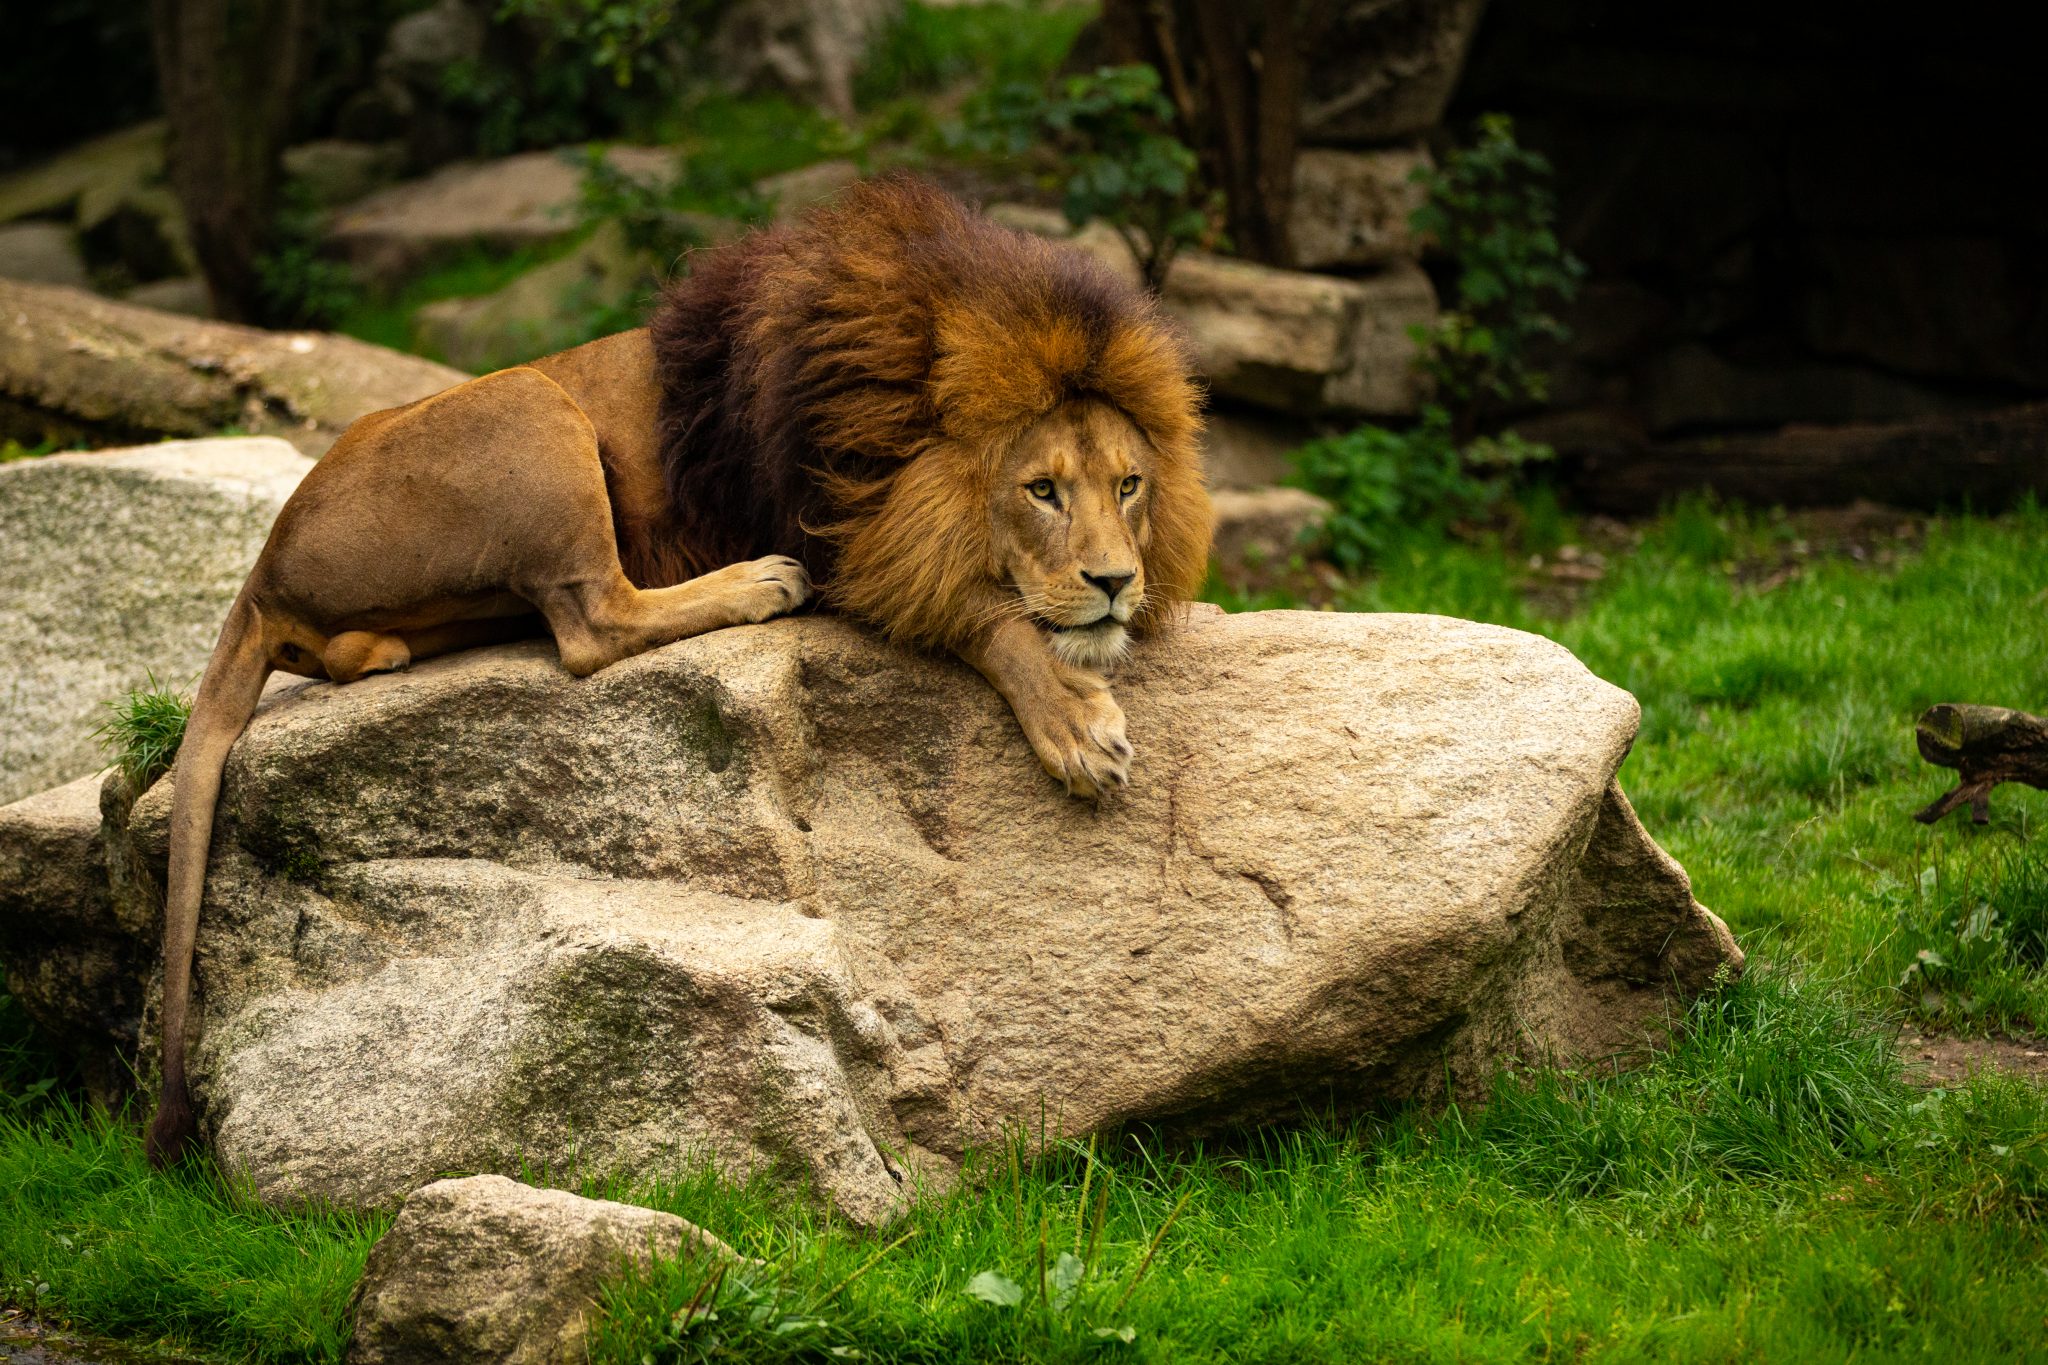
left=1082, top=571, right=1134, bottom=602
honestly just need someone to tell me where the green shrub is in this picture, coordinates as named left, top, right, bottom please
left=443, top=0, right=723, bottom=154
left=1292, top=115, right=1582, bottom=569
left=256, top=182, right=362, bottom=328
left=1894, top=846, right=2048, bottom=1028
left=959, top=64, right=1219, bottom=290
left=1409, top=112, right=1585, bottom=422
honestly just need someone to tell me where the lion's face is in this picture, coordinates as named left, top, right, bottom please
left=994, top=399, right=1157, bottom=669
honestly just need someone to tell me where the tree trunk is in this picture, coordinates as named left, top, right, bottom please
left=151, top=0, right=315, bottom=323
left=1912, top=704, right=2048, bottom=825
left=1101, top=0, right=1310, bottom=269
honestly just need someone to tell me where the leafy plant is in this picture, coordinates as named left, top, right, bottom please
left=1893, top=849, right=2047, bottom=1027
left=957, top=1133, right=1179, bottom=1348
left=569, top=142, right=780, bottom=294
left=1293, top=115, right=1582, bottom=570
left=959, top=63, right=1219, bottom=290
left=1409, top=112, right=1585, bottom=429
left=497, top=0, right=706, bottom=89
left=442, top=0, right=722, bottom=155
left=256, top=181, right=362, bottom=328
left=95, top=673, right=192, bottom=795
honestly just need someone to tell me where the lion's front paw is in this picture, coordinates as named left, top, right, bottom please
left=716, top=555, right=812, bottom=623
left=1017, top=681, right=1131, bottom=800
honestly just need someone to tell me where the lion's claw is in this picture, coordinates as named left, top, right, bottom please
left=716, top=554, right=811, bottom=623
left=1021, top=683, right=1131, bottom=800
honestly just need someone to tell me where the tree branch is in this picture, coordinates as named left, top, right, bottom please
left=1911, top=703, right=2048, bottom=824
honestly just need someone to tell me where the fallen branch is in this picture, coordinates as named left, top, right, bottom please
left=1912, top=703, right=2048, bottom=824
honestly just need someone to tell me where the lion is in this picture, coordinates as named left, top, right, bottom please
left=145, top=176, right=1212, bottom=1164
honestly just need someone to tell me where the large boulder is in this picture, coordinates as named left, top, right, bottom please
left=14, top=608, right=1741, bottom=1222
left=0, top=280, right=468, bottom=454
left=349, top=1175, right=737, bottom=1365
left=0, top=438, right=311, bottom=805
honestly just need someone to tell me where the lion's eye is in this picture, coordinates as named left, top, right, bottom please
left=1119, top=474, right=1142, bottom=498
left=1027, top=478, right=1057, bottom=501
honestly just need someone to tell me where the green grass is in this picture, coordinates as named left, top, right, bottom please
left=579, top=970, right=2046, bottom=1364
left=0, top=1102, right=381, bottom=1361
left=4, top=500, right=2045, bottom=1361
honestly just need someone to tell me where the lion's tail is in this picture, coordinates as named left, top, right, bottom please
left=145, top=591, right=272, bottom=1167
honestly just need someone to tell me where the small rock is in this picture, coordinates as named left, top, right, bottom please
left=349, top=1175, right=736, bottom=1365
left=706, top=0, right=899, bottom=121
left=411, top=222, right=659, bottom=372
left=0, top=222, right=91, bottom=289
left=283, top=140, right=404, bottom=210
left=329, top=147, right=674, bottom=288
left=122, top=276, right=211, bottom=317
left=1301, top=0, right=1489, bottom=144
left=1202, top=407, right=1315, bottom=489
left=1210, top=485, right=1331, bottom=569
left=994, top=206, right=1437, bottom=417
left=1289, top=147, right=1430, bottom=271
left=759, top=159, right=862, bottom=220
left=379, top=0, right=486, bottom=84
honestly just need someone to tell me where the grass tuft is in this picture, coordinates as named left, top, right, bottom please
left=94, top=673, right=192, bottom=795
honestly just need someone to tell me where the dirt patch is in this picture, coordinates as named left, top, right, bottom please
left=1898, top=1029, right=2048, bottom=1087
left=0, top=1309, right=207, bottom=1364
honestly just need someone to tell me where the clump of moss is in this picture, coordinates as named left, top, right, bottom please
left=95, top=673, right=192, bottom=793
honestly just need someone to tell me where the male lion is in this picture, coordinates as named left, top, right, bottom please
left=146, top=177, right=1212, bottom=1163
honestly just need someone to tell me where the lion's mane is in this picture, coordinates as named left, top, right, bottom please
left=646, top=176, right=1210, bottom=649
